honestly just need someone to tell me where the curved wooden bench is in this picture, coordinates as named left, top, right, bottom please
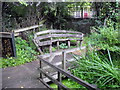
left=33, top=30, right=84, bottom=54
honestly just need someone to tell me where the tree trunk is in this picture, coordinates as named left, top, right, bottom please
left=0, top=1, right=2, bottom=32
left=81, top=7, right=83, bottom=18
left=94, top=2, right=100, bottom=18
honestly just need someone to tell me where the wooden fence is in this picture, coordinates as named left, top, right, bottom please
left=38, top=54, right=99, bottom=90
left=13, top=24, right=43, bottom=36
left=0, top=32, right=16, bottom=57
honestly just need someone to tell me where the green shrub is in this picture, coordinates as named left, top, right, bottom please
left=69, top=22, right=120, bottom=89
left=27, top=34, right=37, bottom=50
left=85, top=22, right=119, bottom=52
left=1, top=37, right=37, bottom=68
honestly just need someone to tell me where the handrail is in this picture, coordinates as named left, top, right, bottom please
left=0, top=32, right=12, bottom=38
left=36, top=34, right=83, bottom=41
left=13, top=24, right=43, bottom=36
left=38, top=55, right=99, bottom=90
left=13, top=24, right=43, bottom=33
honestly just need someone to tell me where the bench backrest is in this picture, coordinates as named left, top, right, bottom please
left=33, top=30, right=84, bottom=54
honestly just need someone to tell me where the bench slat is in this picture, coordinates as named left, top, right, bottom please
left=36, top=34, right=83, bottom=41
left=33, top=30, right=84, bottom=54
left=34, top=30, right=83, bottom=38
left=38, top=39, right=82, bottom=46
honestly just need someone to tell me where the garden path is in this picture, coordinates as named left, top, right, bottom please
left=2, top=60, right=46, bottom=89
left=2, top=53, right=77, bottom=88
left=2, top=46, right=86, bottom=88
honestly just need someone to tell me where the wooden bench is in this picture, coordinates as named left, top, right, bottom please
left=33, top=30, right=84, bottom=54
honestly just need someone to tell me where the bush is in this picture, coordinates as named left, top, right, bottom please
left=1, top=37, right=37, bottom=68
left=85, top=22, right=119, bottom=52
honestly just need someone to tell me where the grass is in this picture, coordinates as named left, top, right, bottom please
left=49, top=79, right=86, bottom=89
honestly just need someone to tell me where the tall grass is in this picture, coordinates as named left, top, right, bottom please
left=71, top=50, right=120, bottom=89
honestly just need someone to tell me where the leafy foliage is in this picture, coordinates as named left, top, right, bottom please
left=85, top=21, right=119, bottom=52
left=72, top=51, right=120, bottom=89
left=93, top=2, right=119, bottom=27
left=27, top=34, right=37, bottom=50
left=59, top=43, right=68, bottom=49
left=41, top=2, right=71, bottom=29
left=69, top=20, right=120, bottom=89
left=1, top=37, right=37, bottom=68
left=18, top=0, right=28, bottom=6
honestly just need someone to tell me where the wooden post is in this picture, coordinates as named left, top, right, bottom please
left=11, top=31, right=17, bottom=57
left=0, top=2, right=2, bottom=32
left=80, top=35, right=84, bottom=49
left=68, top=40, right=70, bottom=48
left=80, top=40, right=83, bottom=49
left=39, top=60, right=43, bottom=79
left=33, top=39, right=43, bottom=54
left=81, top=7, right=83, bottom=18
left=58, top=71, right=62, bottom=90
left=58, top=51, right=67, bottom=89
left=49, top=45, right=52, bottom=53
left=57, top=41, right=59, bottom=50
left=49, top=32, right=52, bottom=53
left=62, top=51, right=66, bottom=70
left=39, top=46, right=43, bottom=55
left=49, top=32, right=53, bottom=41
left=76, top=40, right=80, bottom=47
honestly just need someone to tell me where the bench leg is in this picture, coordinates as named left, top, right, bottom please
left=57, top=41, right=59, bottom=50
left=80, top=40, right=83, bottom=49
left=76, top=40, right=80, bottom=47
left=49, top=45, right=52, bottom=53
left=38, top=47, right=43, bottom=55
left=68, top=40, right=70, bottom=48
